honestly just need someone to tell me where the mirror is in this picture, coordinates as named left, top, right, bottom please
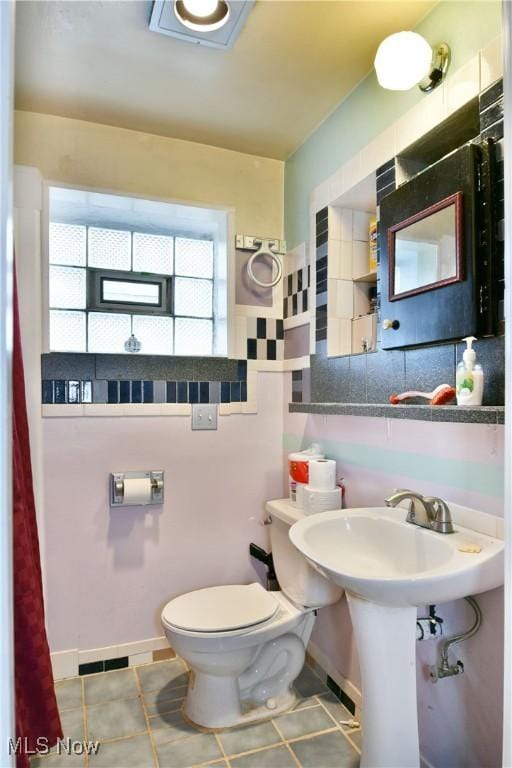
left=388, top=192, right=463, bottom=300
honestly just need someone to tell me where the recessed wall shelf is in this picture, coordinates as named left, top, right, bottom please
left=353, top=271, right=377, bottom=283
left=289, top=402, right=504, bottom=424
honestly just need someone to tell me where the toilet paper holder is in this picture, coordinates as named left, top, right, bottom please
left=110, top=471, right=164, bottom=507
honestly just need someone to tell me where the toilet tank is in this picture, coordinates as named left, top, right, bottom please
left=265, top=499, right=343, bottom=608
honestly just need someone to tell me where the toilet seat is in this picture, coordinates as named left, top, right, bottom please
left=162, top=583, right=279, bottom=634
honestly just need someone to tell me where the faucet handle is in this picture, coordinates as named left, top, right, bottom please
left=424, top=497, right=454, bottom=534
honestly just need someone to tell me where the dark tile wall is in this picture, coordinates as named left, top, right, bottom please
left=310, top=336, right=504, bottom=406
left=291, top=369, right=303, bottom=403
left=376, top=159, right=397, bottom=204
left=479, top=78, right=505, bottom=327
left=375, top=159, right=397, bottom=331
left=41, top=354, right=248, bottom=405
left=301, top=78, right=506, bottom=408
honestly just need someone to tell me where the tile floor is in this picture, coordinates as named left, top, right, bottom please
left=31, top=659, right=361, bottom=768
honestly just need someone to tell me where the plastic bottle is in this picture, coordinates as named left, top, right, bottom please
left=456, top=336, right=484, bottom=406
left=369, top=219, right=378, bottom=273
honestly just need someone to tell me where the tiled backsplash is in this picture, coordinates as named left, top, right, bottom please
left=376, top=159, right=396, bottom=204
left=41, top=353, right=248, bottom=405
left=479, top=79, right=505, bottom=325
left=246, top=317, right=284, bottom=360
left=283, top=266, right=310, bottom=319
left=309, top=336, right=504, bottom=407
left=294, top=78, right=505, bottom=407
left=291, top=368, right=311, bottom=404
left=315, top=207, right=328, bottom=345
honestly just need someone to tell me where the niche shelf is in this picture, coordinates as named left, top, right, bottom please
left=289, top=402, right=504, bottom=425
left=353, top=270, right=377, bottom=283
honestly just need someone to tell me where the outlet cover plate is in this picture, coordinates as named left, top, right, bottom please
left=192, top=404, right=218, bottom=431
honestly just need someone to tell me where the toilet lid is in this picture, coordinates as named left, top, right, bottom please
left=162, top=583, right=278, bottom=633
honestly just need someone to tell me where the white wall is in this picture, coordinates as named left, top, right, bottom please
left=13, top=108, right=286, bottom=659
left=42, top=373, right=282, bottom=653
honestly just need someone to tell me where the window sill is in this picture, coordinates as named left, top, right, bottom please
left=42, top=401, right=258, bottom=418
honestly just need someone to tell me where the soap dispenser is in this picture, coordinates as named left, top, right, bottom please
left=456, top=336, right=484, bottom=406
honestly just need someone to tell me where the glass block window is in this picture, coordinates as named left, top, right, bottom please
left=132, top=315, right=174, bottom=355
left=49, top=310, right=86, bottom=352
left=88, top=227, right=132, bottom=271
left=133, top=233, right=173, bottom=275
left=175, top=318, right=213, bottom=356
left=49, top=223, right=87, bottom=266
left=48, top=217, right=217, bottom=356
left=175, top=237, right=213, bottom=278
left=88, top=312, right=132, bottom=354
left=174, top=277, right=213, bottom=318
left=49, top=266, right=86, bottom=309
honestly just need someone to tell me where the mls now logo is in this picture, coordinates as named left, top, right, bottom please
left=9, top=737, right=101, bottom=756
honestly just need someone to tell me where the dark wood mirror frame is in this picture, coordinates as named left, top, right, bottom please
left=388, top=191, right=464, bottom=301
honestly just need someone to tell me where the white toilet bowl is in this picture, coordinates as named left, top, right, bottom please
left=162, top=584, right=315, bottom=728
left=161, top=499, right=343, bottom=729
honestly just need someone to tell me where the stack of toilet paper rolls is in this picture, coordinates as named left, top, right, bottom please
left=302, top=459, right=341, bottom=514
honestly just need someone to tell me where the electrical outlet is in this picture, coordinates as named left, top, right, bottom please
left=191, top=404, right=218, bottom=431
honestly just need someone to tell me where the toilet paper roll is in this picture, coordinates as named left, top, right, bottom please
left=308, top=459, right=337, bottom=491
left=303, top=486, right=342, bottom=515
left=123, top=477, right=152, bottom=505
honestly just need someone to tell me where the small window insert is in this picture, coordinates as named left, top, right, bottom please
left=47, top=188, right=227, bottom=356
left=87, top=269, right=172, bottom=314
left=102, top=278, right=161, bottom=306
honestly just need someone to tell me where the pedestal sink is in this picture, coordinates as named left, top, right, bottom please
left=289, top=507, right=503, bottom=768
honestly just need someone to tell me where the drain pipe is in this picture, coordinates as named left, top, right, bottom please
left=430, top=596, right=482, bottom=682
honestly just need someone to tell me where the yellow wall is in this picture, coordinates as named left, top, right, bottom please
left=14, top=111, right=284, bottom=237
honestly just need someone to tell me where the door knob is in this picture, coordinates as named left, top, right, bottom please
left=382, top=319, right=400, bottom=330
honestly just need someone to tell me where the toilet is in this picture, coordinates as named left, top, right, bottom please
left=161, top=499, right=343, bottom=728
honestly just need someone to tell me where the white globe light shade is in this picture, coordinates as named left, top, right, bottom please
left=374, top=32, right=433, bottom=91
left=175, top=0, right=230, bottom=31
left=182, top=0, right=219, bottom=17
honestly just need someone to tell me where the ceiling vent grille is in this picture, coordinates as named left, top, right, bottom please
left=149, top=0, right=254, bottom=49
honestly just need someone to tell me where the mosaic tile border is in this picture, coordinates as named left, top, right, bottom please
left=246, top=317, right=284, bottom=360
left=292, top=370, right=303, bottom=403
left=315, top=208, right=328, bottom=347
left=42, top=378, right=248, bottom=405
left=41, top=354, right=249, bottom=405
left=283, top=266, right=310, bottom=319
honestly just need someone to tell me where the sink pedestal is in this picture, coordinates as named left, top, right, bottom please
left=347, top=593, right=420, bottom=768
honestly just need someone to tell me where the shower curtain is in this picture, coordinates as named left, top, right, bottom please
left=12, top=268, right=62, bottom=767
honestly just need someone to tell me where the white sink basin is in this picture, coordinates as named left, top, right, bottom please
left=289, top=507, right=504, bottom=606
left=289, top=506, right=504, bottom=768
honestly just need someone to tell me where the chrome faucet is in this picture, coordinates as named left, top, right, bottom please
left=385, top=489, right=454, bottom=534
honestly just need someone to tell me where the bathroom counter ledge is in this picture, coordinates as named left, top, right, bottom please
left=289, top=402, right=504, bottom=424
